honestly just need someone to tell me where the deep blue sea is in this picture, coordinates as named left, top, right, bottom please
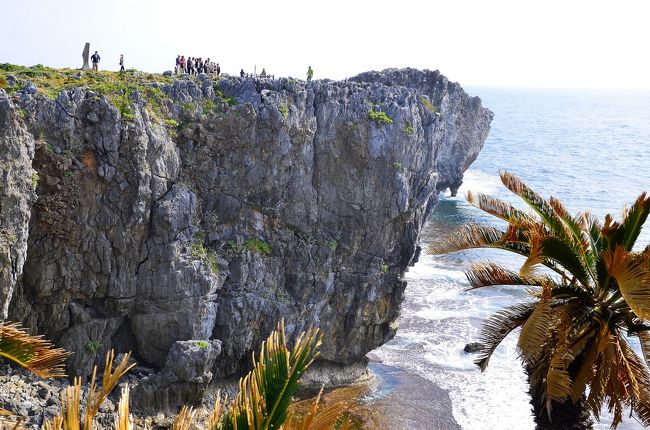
left=374, top=87, right=650, bottom=429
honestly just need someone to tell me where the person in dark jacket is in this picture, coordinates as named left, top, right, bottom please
left=240, top=69, right=245, bottom=78
left=91, top=51, right=101, bottom=71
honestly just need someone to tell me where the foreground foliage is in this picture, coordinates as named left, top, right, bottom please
left=0, top=320, right=349, bottom=430
left=431, top=171, right=650, bottom=428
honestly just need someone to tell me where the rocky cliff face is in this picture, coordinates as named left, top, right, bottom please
left=0, top=68, right=491, bottom=409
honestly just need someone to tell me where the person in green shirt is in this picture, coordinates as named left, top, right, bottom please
left=307, top=66, right=313, bottom=81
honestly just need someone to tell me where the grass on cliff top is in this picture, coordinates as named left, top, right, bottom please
left=0, top=63, right=174, bottom=99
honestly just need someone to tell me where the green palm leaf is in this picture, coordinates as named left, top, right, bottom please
left=499, top=171, right=571, bottom=241
left=0, top=322, right=70, bottom=378
left=619, top=192, right=650, bottom=251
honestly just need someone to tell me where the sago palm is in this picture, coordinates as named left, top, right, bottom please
left=430, top=171, right=650, bottom=428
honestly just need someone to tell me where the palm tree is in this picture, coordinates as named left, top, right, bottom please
left=430, top=171, right=650, bottom=429
left=43, top=321, right=350, bottom=430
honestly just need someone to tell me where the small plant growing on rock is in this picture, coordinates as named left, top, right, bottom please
left=163, top=118, right=179, bottom=128
left=327, top=239, right=338, bottom=251
left=419, top=96, right=439, bottom=114
left=30, top=172, right=39, bottom=190
left=404, top=124, right=415, bottom=136
left=244, top=238, right=271, bottom=256
left=381, top=263, right=388, bottom=273
left=368, top=108, right=393, bottom=126
left=195, top=340, right=210, bottom=350
left=86, top=340, right=102, bottom=354
left=393, top=162, right=403, bottom=170
left=279, top=104, right=288, bottom=120
left=201, top=96, right=217, bottom=114
left=191, top=240, right=219, bottom=274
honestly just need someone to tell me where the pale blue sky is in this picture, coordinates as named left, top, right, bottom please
left=2, top=0, right=650, bottom=89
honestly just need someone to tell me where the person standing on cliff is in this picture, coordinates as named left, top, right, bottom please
left=119, top=54, right=125, bottom=72
left=216, top=63, right=221, bottom=77
left=240, top=69, right=245, bottom=78
left=307, top=66, right=313, bottom=81
left=91, top=51, right=101, bottom=71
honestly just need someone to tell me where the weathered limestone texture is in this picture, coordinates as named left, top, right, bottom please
left=0, top=68, right=492, bottom=407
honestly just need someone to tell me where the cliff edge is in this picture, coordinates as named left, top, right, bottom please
left=0, top=66, right=492, bottom=410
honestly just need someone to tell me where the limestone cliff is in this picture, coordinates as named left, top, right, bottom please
left=0, top=67, right=492, bottom=408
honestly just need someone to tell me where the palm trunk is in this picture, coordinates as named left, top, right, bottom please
left=527, top=368, right=593, bottom=430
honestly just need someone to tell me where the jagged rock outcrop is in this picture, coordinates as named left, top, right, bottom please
left=0, top=68, right=492, bottom=409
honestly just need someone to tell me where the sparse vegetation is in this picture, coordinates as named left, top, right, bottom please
left=393, top=162, right=403, bottom=170
left=30, top=172, right=39, bottom=190
left=368, top=108, right=393, bottom=125
left=419, top=96, right=439, bottom=114
left=244, top=238, right=271, bottom=256
left=191, top=239, right=219, bottom=274
left=404, top=124, right=415, bottom=135
left=85, top=340, right=102, bottom=354
left=279, top=104, right=288, bottom=119
left=213, top=86, right=237, bottom=106
left=201, top=96, right=217, bottom=114
left=163, top=118, right=179, bottom=128
left=381, top=263, right=388, bottom=273
left=327, top=239, right=338, bottom=251
left=195, top=340, right=210, bottom=350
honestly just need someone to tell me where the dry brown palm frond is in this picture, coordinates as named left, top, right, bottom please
left=586, top=330, right=616, bottom=420
left=428, top=224, right=508, bottom=255
left=0, top=322, right=70, bottom=378
left=116, top=384, right=131, bottom=430
left=466, top=191, right=535, bottom=225
left=465, top=262, right=552, bottom=290
left=638, top=329, right=650, bottom=368
left=517, top=294, right=557, bottom=364
left=171, top=406, right=195, bottom=430
left=206, top=391, right=227, bottom=430
left=474, top=302, right=537, bottom=371
left=0, top=409, right=25, bottom=430
left=83, top=350, right=135, bottom=430
left=285, top=386, right=351, bottom=430
left=604, top=246, right=650, bottom=319
left=520, top=235, right=546, bottom=278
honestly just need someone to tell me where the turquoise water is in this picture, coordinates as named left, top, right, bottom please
left=374, top=88, right=650, bottom=429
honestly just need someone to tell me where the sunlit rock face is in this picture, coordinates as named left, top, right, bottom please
left=1, top=68, right=491, bottom=393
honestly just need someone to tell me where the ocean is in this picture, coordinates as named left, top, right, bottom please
left=372, top=87, right=650, bottom=429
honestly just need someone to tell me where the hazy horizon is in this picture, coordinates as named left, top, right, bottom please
left=3, top=0, right=650, bottom=90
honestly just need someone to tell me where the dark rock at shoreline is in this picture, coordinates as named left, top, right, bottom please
left=0, top=67, right=492, bottom=412
left=464, top=342, right=484, bottom=353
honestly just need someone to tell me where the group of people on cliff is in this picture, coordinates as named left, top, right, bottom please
left=175, top=55, right=220, bottom=76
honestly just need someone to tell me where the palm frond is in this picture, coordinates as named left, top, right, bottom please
left=538, top=237, right=591, bottom=287
left=604, top=246, right=650, bottom=320
left=520, top=236, right=545, bottom=278
left=0, top=322, right=70, bottom=378
left=83, top=350, right=135, bottom=430
left=285, top=386, right=351, bottom=430
left=116, top=384, right=131, bottom=430
left=517, top=298, right=555, bottom=364
left=474, top=302, right=537, bottom=371
left=618, top=192, right=650, bottom=251
left=429, top=224, right=506, bottom=255
left=465, top=262, right=553, bottom=290
left=215, top=321, right=323, bottom=430
left=466, top=191, right=535, bottom=224
left=499, top=171, right=571, bottom=240
left=172, top=406, right=195, bottom=430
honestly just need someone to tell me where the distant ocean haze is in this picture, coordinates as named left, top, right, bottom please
left=374, top=87, right=650, bottom=429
